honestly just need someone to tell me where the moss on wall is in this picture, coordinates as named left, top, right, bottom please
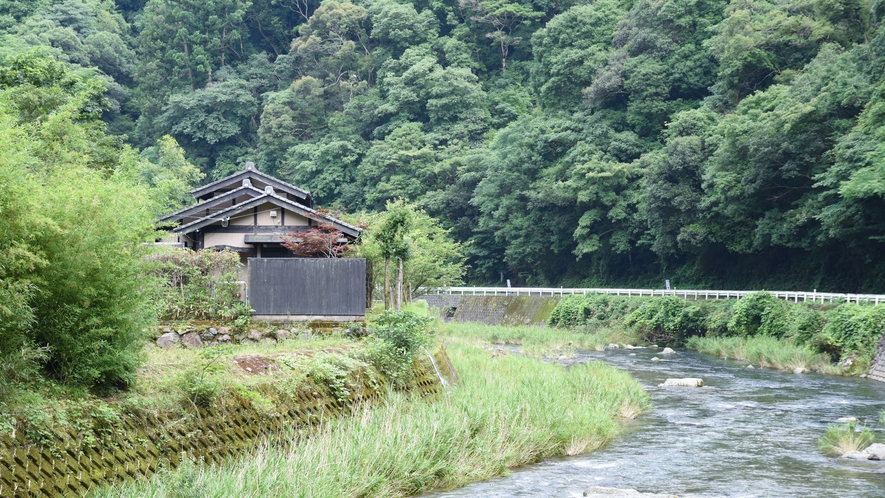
left=0, top=347, right=456, bottom=497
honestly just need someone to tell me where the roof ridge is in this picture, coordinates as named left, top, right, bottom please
left=189, top=168, right=311, bottom=197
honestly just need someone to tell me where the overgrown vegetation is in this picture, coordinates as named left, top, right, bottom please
left=550, top=292, right=885, bottom=372
left=149, top=248, right=250, bottom=321
left=93, top=339, right=647, bottom=497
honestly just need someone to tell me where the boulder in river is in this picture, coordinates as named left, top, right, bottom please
left=836, top=417, right=858, bottom=423
left=583, top=487, right=678, bottom=497
left=842, top=451, right=872, bottom=460
left=607, top=343, right=620, bottom=349
left=661, top=378, right=704, bottom=387
left=651, top=357, right=661, bottom=362
left=793, top=367, right=809, bottom=374
left=746, top=365, right=755, bottom=369
left=864, top=443, right=885, bottom=460
left=661, top=347, right=676, bottom=354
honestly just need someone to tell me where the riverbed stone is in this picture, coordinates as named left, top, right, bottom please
left=842, top=451, right=872, bottom=460
left=181, top=332, right=203, bottom=348
left=793, top=367, right=809, bottom=374
left=836, top=417, right=858, bottom=423
left=661, top=378, right=704, bottom=387
left=746, top=365, right=755, bottom=369
left=607, top=343, right=620, bottom=349
left=651, top=357, right=661, bottom=362
left=156, top=332, right=179, bottom=348
left=583, top=487, right=678, bottom=497
left=864, top=443, right=885, bottom=460
left=661, top=347, right=676, bottom=355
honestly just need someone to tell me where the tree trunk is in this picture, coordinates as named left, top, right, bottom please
left=384, top=258, right=391, bottom=310
left=396, top=258, right=404, bottom=311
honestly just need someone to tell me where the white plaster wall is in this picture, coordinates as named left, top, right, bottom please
left=204, top=232, right=247, bottom=249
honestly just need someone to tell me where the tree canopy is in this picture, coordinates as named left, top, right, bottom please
left=3, top=0, right=885, bottom=291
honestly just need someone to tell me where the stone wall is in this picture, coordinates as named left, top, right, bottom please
left=419, top=295, right=559, bottom=327
left=867, top=334, right=885, bottom=382
left=0, top=347, right=457, bottom=497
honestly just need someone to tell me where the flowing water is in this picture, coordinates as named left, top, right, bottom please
left=429, top=347, right=885, bottom=497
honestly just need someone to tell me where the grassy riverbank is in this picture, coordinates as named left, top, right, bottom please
left=94, top=325, right=647, bottom=497
left=684, top=336, right=838, bottom=373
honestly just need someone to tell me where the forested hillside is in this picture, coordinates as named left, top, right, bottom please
left=4, top=0, right=885, bottom=290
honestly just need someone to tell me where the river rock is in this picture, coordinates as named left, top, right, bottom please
left=651, top=357, right=661, bottom=362
left=842, top=451, right=872, bottom=460
left=624, top=344, right=642, bottom=349
left=156, top=332, right=179, bottom=349
left=793, top=367, right=809, bottom=374
left=180, top=332, right=203, bottom=348
left=629, top=353, right=637, bottom=356
left=661, top=378, right=704, bottom=387
left=660, top=347, right=676, bottom=355
left=583, top=487, right=678, bottom=497
left=607, top=343, right=620, bottom=349
left=746, top=365, right=755, bottom=369
left=864, top=443, right=885, bottom=460
left=836, top=417, right=858, bottom=423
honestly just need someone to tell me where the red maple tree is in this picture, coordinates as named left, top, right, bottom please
left=282, top=222, right=349, bottom=258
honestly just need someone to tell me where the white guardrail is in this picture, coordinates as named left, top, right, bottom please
left=426, top=287, right=885, bottom=305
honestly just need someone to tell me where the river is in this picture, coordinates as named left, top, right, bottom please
left=428, top=347, right=885, bottom=497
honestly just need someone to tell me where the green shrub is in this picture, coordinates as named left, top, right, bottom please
left=700, top=299, right=735, bottom=336
left=626, top=297, right=705, bottom=344
left=370, top=310, right=434, bottom=354
left=728, top=292, right=791, bottom=338
left=549, top=294, right=641, bottom=328
left=363, top=310, right=434, bottom=387
left=149, top=248, right=247, bottom=321
left=816, top=304, right=885, bottom=362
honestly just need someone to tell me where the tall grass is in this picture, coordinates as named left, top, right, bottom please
left=93, top=342, right=647, bottom=498
left=685, top=335, right=833, bottom=372
left=818, top=422, right=876, bottom=456
left=442, top=321, right=640, bottom=356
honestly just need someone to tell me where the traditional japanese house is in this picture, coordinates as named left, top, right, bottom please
left=158, top=162, right=365, bottom=319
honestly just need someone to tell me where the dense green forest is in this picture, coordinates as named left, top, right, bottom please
left=3, top=0, right=885, bottom=290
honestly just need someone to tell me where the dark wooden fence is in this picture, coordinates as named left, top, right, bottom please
left=248, top=258, right=366, bottom=316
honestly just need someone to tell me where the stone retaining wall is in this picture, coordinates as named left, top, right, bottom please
left=867, top=334, right=885, bottom=382
left=419, top=295, right=559, bottom=326
left=0, top=347, right=457, bottom=497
